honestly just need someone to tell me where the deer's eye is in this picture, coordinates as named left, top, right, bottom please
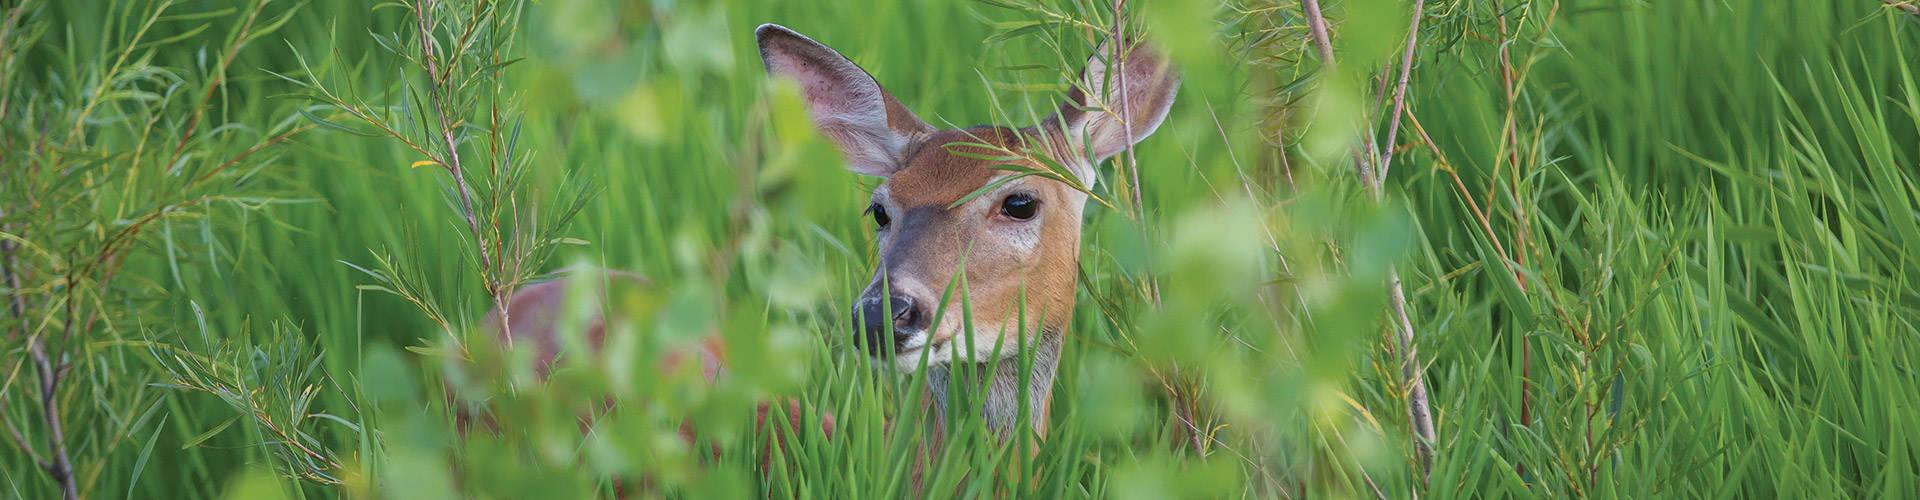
left=1001, top=193, right=1039, bottom=221
left=869, top=203, right=890, bottom=228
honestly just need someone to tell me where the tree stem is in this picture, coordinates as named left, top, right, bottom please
left=1300, top=0, right=1438, bottom=478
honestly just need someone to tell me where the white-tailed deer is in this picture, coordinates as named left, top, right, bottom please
left=755, top=22, right=1177, bottom=450
left=472, top=22, right=1178, bottom=490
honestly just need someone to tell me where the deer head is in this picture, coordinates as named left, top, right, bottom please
left=756, top=25, right=1178, bottom=386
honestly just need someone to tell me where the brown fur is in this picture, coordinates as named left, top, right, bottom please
left=453, top=23, right=1176, bottom=497
left=465, top=272, right=834, bottom=498
left=755, top=25, right=1178, bottom=481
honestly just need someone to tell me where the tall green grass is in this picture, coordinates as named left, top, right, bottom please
left=1, top=0, right=1916, bottom=498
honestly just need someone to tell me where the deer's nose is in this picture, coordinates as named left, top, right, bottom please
left=854, top=295, right=922, bottom=354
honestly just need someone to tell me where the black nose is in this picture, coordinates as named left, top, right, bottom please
left=854, top=294, right=922, bottom=354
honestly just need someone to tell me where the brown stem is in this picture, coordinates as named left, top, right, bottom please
left=1, top=202, right=74, bottom=499
left=1375, top=0, right=1425, bottom=183
left=1494, top=4, right=1529, bottom=285
left=0, top=216, right=49, bottom=472
left=167, top=0, right=269, bottom=170
left=1, top=12, right=75, bottom=488
left=0, top=395, right=47, bottom=473
left=1301, top=0, right=1437, bottom=479
left=415, top=0, right=495, bottom=288
left=31, top=345, right=76, bottom=500
left=31, top=296, right=77, bottom=500
left=1299, top=0, right=1376, bottom=187
left=1404, top=110, right=1518, bottom=285
left=413, top=0, right=509, bottom=347
left=1494, top=5, right=1535, bottom=481
left=187, top=124, right=316, bottom=189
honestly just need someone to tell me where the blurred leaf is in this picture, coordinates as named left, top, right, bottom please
left=615, top=82, right=669, bottom=143
left=219, top=469, right=293, bottom=500
left=663, top=5, right=736, bottom=74
left=1142, top=0, right=1222, bottom=66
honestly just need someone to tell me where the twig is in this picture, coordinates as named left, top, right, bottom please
left=1110, top=1, right=1210, bottom=464
left=413, top=0, right=513, bottom=345
left=1493, top=4, right=1536, bottom=480
left=1300, top=0, right=1438, bottom=479
left=1882, top=0, right=1920, bottom=17
left=1380, top=0, right=1438, bottom=475
left=167, top=0, right=271, bottom=171
left=2, top=184, right=77, bottom=500
left=187, top=124, right=317, bottom=189
left=1403, top=110, right=1521, bottom=289
left=33, top=302, right=76, bottom=500
left=0, top=220, right=48, bottom=471
left=1376, top=0, right=1426, bottom=183
left=1299, top=0, right=1376, bottom=187
left=2, top=5, right=77, bottom=492
left=415, top=1, right=492, bottom=282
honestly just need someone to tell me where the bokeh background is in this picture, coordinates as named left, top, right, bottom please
left=3, top=0, right=1919, bottom=498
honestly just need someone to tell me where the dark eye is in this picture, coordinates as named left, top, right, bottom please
left=869, top=203, right=890, bottom=228
left=1000, top=193, right=1039, bottom=220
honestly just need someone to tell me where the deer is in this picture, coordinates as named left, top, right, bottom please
left=469, top=22, right=1178, bottom=491
left=754, top=21, right=1177, bottom=467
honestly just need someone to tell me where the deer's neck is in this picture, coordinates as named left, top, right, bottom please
left=923, top=325, right=1065, bottom=442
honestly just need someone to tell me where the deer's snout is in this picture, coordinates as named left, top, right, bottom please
left=853, top=294, right=925, bottom=354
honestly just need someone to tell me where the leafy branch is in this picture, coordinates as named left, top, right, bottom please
left=278, top=0, right=595, bottom=351
left=1, top=0, right=308, bottom=497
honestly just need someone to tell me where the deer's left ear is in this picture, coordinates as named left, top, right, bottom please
left=1042, top=39, right=1180, bottom=187
left=757, top=24, right=934, bottom=177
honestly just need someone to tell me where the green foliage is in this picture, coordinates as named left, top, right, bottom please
left=1, top=0, right=1917, bottom=498
left=1, top=0, right=310, bottom=497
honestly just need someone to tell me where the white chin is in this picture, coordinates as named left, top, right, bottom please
left=891, top=342, right=952, bottom=371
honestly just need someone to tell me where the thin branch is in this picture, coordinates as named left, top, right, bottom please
left=0, top=204, right=50, bottom=470
left=1300, top=0, right=1437, bottom=479
left=187, top=124, right=317, bottom=189
left=412, top=0, right=515, bottom=348
left=1376, top=0, right=1426, bottom=182
left=1493, top=5, right=1536, bottom=481
left=166, top=0, right=271, bottom=170
left=415, top=0, right=497, bottom=289
left=1299, top=0, right=1377, bottom=187
left=1403, top=109, right=1521, bottom=290
left=33, top=306, right=76, bottom=500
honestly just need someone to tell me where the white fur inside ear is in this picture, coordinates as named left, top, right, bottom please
left=813, top=97, right=908, bottom=176
left=1056, top=39, right=1181, bottom=174
left=757, top=24, right=926, bottom=177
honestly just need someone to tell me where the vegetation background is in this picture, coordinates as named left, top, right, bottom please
left=2, top=0, right=1918, bottom=498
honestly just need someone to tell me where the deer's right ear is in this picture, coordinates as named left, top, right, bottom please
left=757, top=24, right=933, bottom=177
left=1041, top=38, right=1181, bottom=187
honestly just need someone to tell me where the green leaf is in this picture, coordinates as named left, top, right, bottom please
left=127, top=415, right=168, bottom=500
left=296, top=107, right=381, bottom=137
left=181, top=414, right=243, bottom=450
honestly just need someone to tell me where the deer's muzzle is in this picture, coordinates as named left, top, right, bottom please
left=853, top=293, right=925, bottom=355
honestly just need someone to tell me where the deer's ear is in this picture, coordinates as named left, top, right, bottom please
left=1042, top=39, right=1180, bottom=187
left=757, top=24, right=933, bottom=177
